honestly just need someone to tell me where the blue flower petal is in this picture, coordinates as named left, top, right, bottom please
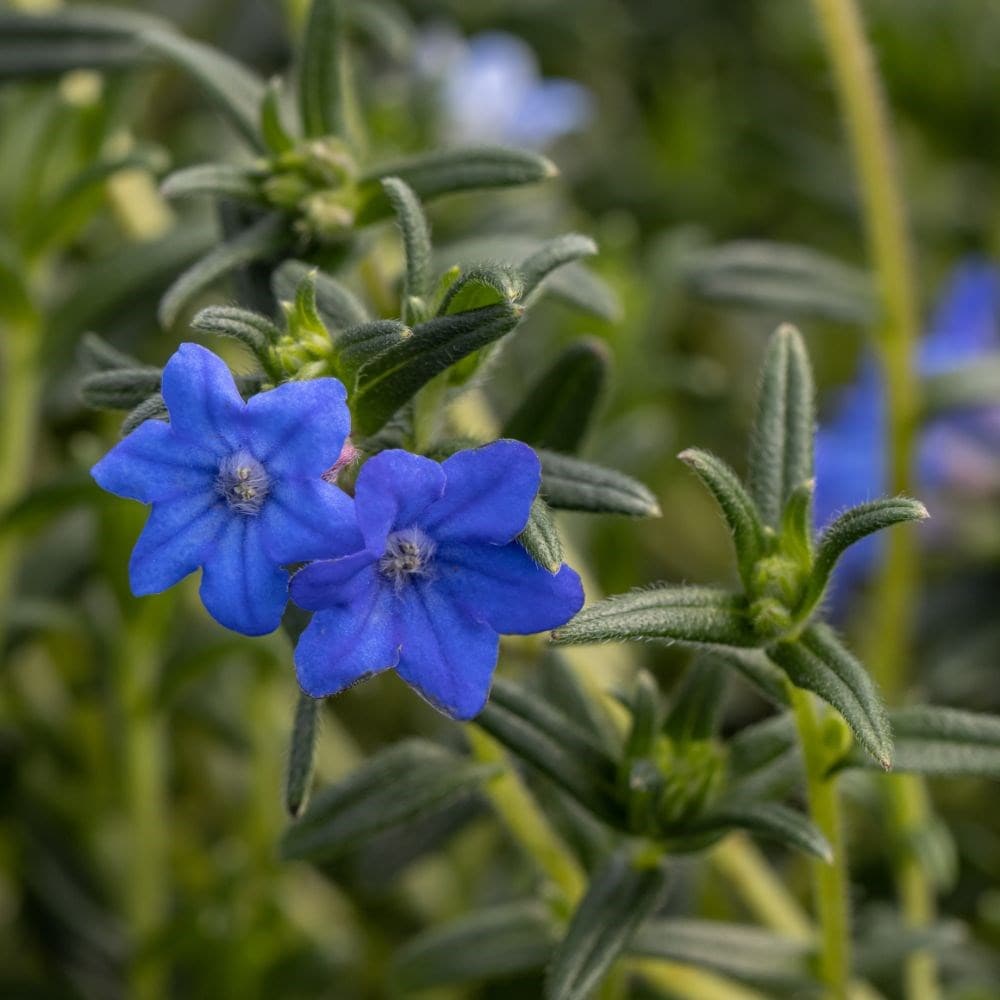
left=244, top=378, right=349, bottom=477
left=260, top=477, right=362, bottom=564
left=395, top=582, right=499, bottom=720
left=436, top=541, right=584, bottom=634
left=354, top=450, right=445, bottom=550
left=199, top=516, right=288, bottom=635
left=160, top=343, right=246, bottom=450
left=421, top=440, right=539, bottom=545
left=290, top=552, right=377, bottom=611
left=91, top=419, right=216, bottom=503
left=129, top=491, right=227, bottom=595
left=294, top=574, right=399, bottom=697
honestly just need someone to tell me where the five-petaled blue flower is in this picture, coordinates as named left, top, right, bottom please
left=91, top=343, right=358, bottom=636
left=290, top=442, right=585, bottom=720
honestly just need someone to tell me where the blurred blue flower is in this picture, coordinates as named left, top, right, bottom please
left=92, top=343, right=358, bottom=635
left=415, top=28, right=593, bottom=148
left=814, top=259, right=1000, bottom=596
left=291, top=441, right=585, bottom=719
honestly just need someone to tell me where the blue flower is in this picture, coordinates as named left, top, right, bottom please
left=91, top=343, right=359, bottom=635
left=290, top=441, right=585, bottom=719
left=814, top=259, right=1000, bottom=596
left=415, top=28, right=593, bottom=149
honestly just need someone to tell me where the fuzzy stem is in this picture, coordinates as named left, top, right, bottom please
left=808, top=2, right=937, bottom=996
left=790, top=685, right=850, bottom=1000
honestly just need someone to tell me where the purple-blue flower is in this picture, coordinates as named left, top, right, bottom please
left=290, top=441, right=585, bottom=720
left=815, top=259, right=1000, bottom=597
left=91, top=343, right=359, bottom=636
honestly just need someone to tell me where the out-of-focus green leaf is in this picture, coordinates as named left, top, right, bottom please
left=689, top=802, right=831, bottom=860
left=520, top=233, right=598, bottom=299
left=160, top=163, right=263, bottom=203
left=285, top=694, right=320, bottom=819
left=298, top=0, right=349, bottom=140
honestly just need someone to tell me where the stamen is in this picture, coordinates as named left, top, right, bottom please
left=216, top=450, right=270, bottom=515
left=379, top=527, right=436, bottom=589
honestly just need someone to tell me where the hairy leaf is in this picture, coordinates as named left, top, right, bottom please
left=272, top=259, right=370, bottom=330
left=381, top=176, right=432, bottom=312
left=517, top=496, right=563, bottom=573
left=689, top=802, right=831, bottom=861
left=285, top=693, right=320, bottom=818
left=538, top=450, right=660, bottom=517
left=520, top=233, right=598, bottom=299
left=299, top=0, right=349, bottom=139
left=191, top=305, right=282, bottom=357
left=81, top=368, right=161, bottom=410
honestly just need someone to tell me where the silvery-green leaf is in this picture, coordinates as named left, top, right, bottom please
left=538, top=450, right=660, bottom=517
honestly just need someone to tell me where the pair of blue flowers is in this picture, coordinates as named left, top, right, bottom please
left=92, top=344, right=584, bottom=720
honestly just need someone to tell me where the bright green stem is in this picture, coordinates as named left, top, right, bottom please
left=808, top=2, right=937, bottom=997
left=790, top=685, right=850, bottom=1000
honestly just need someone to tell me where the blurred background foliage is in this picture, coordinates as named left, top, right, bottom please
left=1, top=0, right=999, bottom=997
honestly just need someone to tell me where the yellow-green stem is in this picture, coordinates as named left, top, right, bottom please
left=807, top=2, right=937, bottom=997
left=790, top=686, right=850, bottom=1000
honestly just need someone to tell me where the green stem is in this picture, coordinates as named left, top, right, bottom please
left=807, top=3, right=937, bottom=997
left=790, top=685, right=850, bottom=1000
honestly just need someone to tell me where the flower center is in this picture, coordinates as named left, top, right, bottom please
left=379, top=527, right=436, bottom=589
left=216, top=450, right=270, bottom=515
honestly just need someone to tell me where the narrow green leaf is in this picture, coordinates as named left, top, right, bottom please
left=285, top=693, right=320, bottom=818
left=520, top=233, right=598, bottom=299
left=706, top=648, right=790, bottom=707
left=260, top=76, right=296, bottom=155
left=552, top=586, right=758, bottom=648
left=352, top=302, right=521, bottom=436
left=689, top=802, right=831, bottom=861
left=298, top=0, right=348, bottom=139
left=623, top=670, right=662, bottom=762
left=279, top=739, right=496, bottom=862
left=630, top=918, right=812, bottom=989
left=502, top=338, right=610, bottom=453
left=439, top=262, right=523, bottom=315
left=804, top=498, right=929, bottom=613
left=0, top=35, right=141, bottom=80
left=545, top=850, right=670, bottom=1000
left=78, top=333, right=142, bottom=373
left=160, top=163, right=263, bottom=203
left=381, top=176, right=432, bottom=312
left=158, top=214, right=288, bottom=328
left=664, top=656, right=728, bottom=743
left=191, top=305, right=282, bottom=358
left=747, top=324, right=815, bottom=528
left=726, top=713, right=799, bottom=802
left=517, top=496, right=563, bottom=573
left=272, top=259, right=370, bottom=329
left=357, top=146, right=556, bottom=222
left=121, top=394, right=168, bottom=436
left=393, top=902, right=556, bottom=991
left=81, top=368, right=161, bottom=410
left=538, top=450, right=660, bottom=517
left=678, top=448, right=765, bottom=588
left=336, top=319, right=412, bottom=380
left=769, top=624, right=892, bottom=769
left=780, top=478, right=814, bottom=566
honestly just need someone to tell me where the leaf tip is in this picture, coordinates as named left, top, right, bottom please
left=541, top=156, right=560, bottom=179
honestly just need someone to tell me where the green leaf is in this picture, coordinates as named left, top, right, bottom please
left=803, top=498, right=929, bottom=614
left=351, top=302, right=521, bottom=436
left=392, top=902, right=556, bottom=991
left=279, top=739, right=496, bottom=862
left=537, top=450, right=660, bottom=517
left=551, top=586, right=758, bottom=648
left=80, top=368, right=161, bottom=410
left=272, top=259, right=370, bottom=329
left=259, top=76, right=296, bottom=154
left=726, top=713, right=799, bottom=802
left=298, top=0, right=349, bottom=139
left=121, top=394, right=168, bottom=435
left=357, top=146, right=556, bottom=223
left=520, top=233, right=598, bottom=299
left=336, top=319, right=412, bottom=381
left=684, top=239, right=875, bottom=324
left=545, top=850, right=670, bottom=1000
left=747, top=324, right=815, bottom=529
left=191, top=305, right=282, bottom=359
left=769, top=624, right=892, bottom=769
left=517, top=496, right=563, bottom=573
left=839, top=706, right=1000, bottom=777
left=158, top=214, right=288, bottom=328
left=285, top=693, right=320, bottom=818
left=380, top=176, right=432, bottom=315
left=705, top=648, right=791, bottom=707
left=502, top=338, right=610, bottom=453
left=78, top=333, right=142, bottom=373
left=0, top=34, right=141, bottom=80
left=160, top=163, right=263, bottom=203
left=678, top=448, right=766, bottom=588
left=664, top=656, right=728, bottom=743
left=630, top=918, right=812, bottom=989
left=623, top=669, right=662, bottom=762
left=439, top=262, right=523, bottom=315
left=689, top=802, right=831, bottom=861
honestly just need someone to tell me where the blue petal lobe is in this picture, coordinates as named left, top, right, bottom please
left=421, top=440, right=540, bottom=545
left=260, top=476, right=362, bottom=564
left=160, top=343, right=246, bottom=450
left=354, top=450, right=445, bottom=550
left=395, top=582, right=499, bottom=720
left=294, top=576, right=399, bottom=697
left=129, top=491, right=227, bottom=595
left=290, top=553, right=377, bottom=611
left=199, top=516, right=288, bottom=635
left=244, top=378, right=350, bottom=477
left=92, top=419, right=216, bottom=503
left=436, top=541, right=584, bottom=634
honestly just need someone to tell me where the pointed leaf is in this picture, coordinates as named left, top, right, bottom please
left=259, top=76, right=296, bottom=154
left=121, top=394, right=168, bottom=435
left=520, top=234, right=598, bottom=299
left=272, top=259, right=370, bottom=329
left=769, top=624, right=892, bottom=769
left=664, top=656, right=728, bottom=743
left=439, top=262, right=522, bottom=315
left=517, top=496, right=563, bottom=573
left=726, top=713, right=800, bottom=802
left=381, top=176, right=432, bottom=312
left=299, top=0, right=349, bottom=139
left=336, top=319, right=412, bottom=380
left=279, top=739, right=496, bottom=862
left=191, top=305, right=282, bottom=359
left=690, top=802, right=831, bottom=861
left=747, top=324, right=815, bottom=528
left=160, top=163, right=263, bottom=203
left=551, top=586, right=758, bottom=648
left=285, top=693, right=320, bottom=818
left=545, top=850, right=670, bottom=1000
left=78, top=333, right=142, bottom=373
left=705, top=648, right=790, bottom=707
left=81, top=368, right=161, bottom=410
left=538, top=450, right=660, bottom=517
